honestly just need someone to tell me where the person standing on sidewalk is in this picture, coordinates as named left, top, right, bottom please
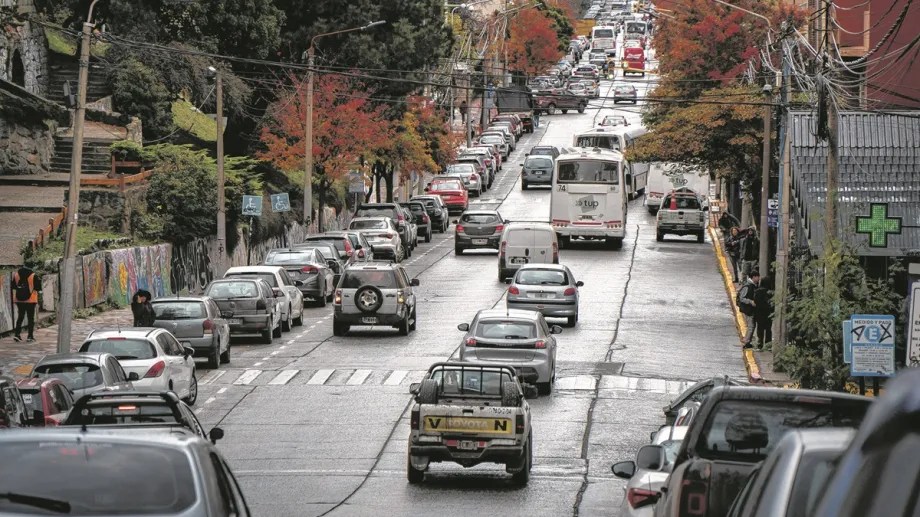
left=12, top=266, right=40, bottom=342
left=459, top=100, right=468, bottom=124
left=725, top=226, right=742, bottom=283
left=131, top=289, right=155, bottom=327
left=737, top=270, right=760, bottom=348
left=753, top=275, right=773, bottom=349
left=739, top=227, right=759, bottom=282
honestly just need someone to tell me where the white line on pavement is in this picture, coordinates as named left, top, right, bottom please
left=286, top=339, right=295, bottom=345
left=306, top=369, right=335, bottom=385
left=268, top=370, right=299, bottom=385
left=204, top=397, right=216, bottom=404
left=253, top=362, right=263, bottom=367
left=280, top=345, right=286, bottom=349
left=270, top=351, right=279, bottom=356
left=198, top=370, right=225, bottom=385
left=383, top=370, right=408, bottom=386
left=217, top=387, right=228, bottom=394
left=233, top=369, right=262, bottom=385
left=346, top=369, right=372, bottom=385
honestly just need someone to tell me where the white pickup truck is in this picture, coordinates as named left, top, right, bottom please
left=656, top=188, right=708, bottom=243
left=407, top=362, right=536, bottom=485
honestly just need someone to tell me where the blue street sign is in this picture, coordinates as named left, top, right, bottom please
left=849, top=314, right=896, bottom=377
left=242, top=195, right=262, bottom=216
left=271, top=193, right=291, bottom=212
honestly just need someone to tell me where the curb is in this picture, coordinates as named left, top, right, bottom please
left=708, top=226, right=764, bottom=384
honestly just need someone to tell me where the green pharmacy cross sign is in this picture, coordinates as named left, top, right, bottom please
left=856, top=203, right=902, bottom=248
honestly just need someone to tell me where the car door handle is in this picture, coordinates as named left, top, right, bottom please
left=525, top=248, right=530, bottom=256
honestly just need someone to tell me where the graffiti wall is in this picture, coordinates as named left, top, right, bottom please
left=0, top=274, right=12, bottom=333
left=105, top=244, right=172, bottom=306
left=82, top=253, right=107, bottom=307
left=171, top=238, right=213, bottom=294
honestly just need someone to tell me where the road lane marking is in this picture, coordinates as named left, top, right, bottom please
left=383, top=370, right=408, bottom=386
left=307, top=369, right=335, bottom=385
left=204, top=397, right=216, bottom=404
left=217, top=387, right=228, bottom=394
left=346, top=369, right=372, bottom=385
left=233, top=369, right=262, bottom=385
left=270, top=351, right=279, bottom=356
left=286, top=339, right=295, bottom=344
left=199, top=370, right=225, bottom=385
left=555, top=375, right=597, bottom=391
left=253, top=362, right=263, bottom=367
left=269, top=370, right=299, bottom=385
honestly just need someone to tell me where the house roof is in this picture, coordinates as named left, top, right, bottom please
left=790, top=111, right=920, bottom=257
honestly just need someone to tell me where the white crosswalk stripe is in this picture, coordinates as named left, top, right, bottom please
left=383, top=370, right=408, bottom=386
left=346, top=369, right=372, bottom=385
left=306, top=369, right=335, bottom=385
left=268, top=370, right=299, bottom=385
left=233, top=369, right=262, bottom=385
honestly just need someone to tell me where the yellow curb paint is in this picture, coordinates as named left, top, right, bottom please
left=12, top=364, right=33, bottom=375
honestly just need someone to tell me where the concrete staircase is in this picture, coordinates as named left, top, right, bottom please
left=50, top=135, right=113, bottom=174
left=47, top=54, right=111, bottom=107
left=0, top=175, right=68, bottom=267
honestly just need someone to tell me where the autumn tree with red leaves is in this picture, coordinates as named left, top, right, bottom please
left=506, top=9, right=565, bottom=76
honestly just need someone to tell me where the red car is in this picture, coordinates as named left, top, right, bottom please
left=16, top=377, right=74, bottom=426
left=424, top=177, right=468, bottom=214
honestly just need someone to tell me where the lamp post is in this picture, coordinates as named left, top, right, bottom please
left=304, top=20, right=386, bottom=228
left=57, top=0, right=101, bottom=354
left=209, top=66, right=226, bottom=277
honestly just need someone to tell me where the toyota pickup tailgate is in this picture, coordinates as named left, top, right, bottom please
left=419, top=405, right=517, bottom=437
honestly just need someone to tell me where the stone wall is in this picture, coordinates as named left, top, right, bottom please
left=0, top=12, right=48, bottom=97
left=0, top=116, right=54, bottom=174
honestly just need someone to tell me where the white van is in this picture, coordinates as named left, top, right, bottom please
left=497, top=223, right=559, bottom=281
left=645, top=162, right=711, bottom=214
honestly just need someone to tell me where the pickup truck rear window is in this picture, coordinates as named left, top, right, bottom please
left=430, top=369, right=514, bottom=397
left=699, top=400, right=868, bottom=462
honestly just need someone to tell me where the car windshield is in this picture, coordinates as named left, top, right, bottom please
left=575, top=135, right=621, bottom=151
left=0, top=442, right=196, bottom=515
left=356, top=207, right=396, bottom=219
left=205, top=281, right=259, bottom=299
left=80, top=339, right=157, bottom=361
left=531, top=148, right=555, bottom=156
left=340, top=270, right=398, bottom=289
left=225, top=272, right=277, bottom=287
left=405, top=204, right=425, bottom=213
left=430, top=368, right=514, bottom=397
left=525, top=156, right=554, bottom=168
left=475, top=320, right=537, bottom=339
left=305, top=237, right=346, bottom=253
left=461, top=213, right=500, bottom=224
left=479, top=136, right=503, bottom=144
left=788, top=450, right=843, bottom=517
left=699, top=400, right=869, bottom=461
left=430, top=180, right=464, bottom=192
left=557, top=159, right=620, bottom=184
left=593, top=28, right=614, bottom=38
left=350, top=219, right=389, bottom=230
left=516, top=269, right=569, bottom=286
left=76, top=403, right=180, bottom=425
left=616, top=86, right=635, bottom=94
left=447, top=164, right=475, bottom=174
left=33, top=363, right=103, bottom=389
left=151, top=301, right=206, bottom=320
left=297, top=243, right=338, bottom=258
left=265, top=250, right=318, bottom=265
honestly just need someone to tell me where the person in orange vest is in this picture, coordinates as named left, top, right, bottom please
left=12, top=266, right=40, bottom=342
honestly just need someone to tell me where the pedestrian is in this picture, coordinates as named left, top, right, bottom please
left=459, top=100, right=468, bottom=124
left=532, top=109, right=540, bottom=129
left=131, top=289, right=155, bottom=327
left=718, top=211, right=739, bottom=234
left=737, top=270, right=760, bottom=348
left=753, top=275, right=773, bottom=349
left=739, top=227, right=759, bottom=282
left=725, top=226, right=742, bottom=283
left=12, top=266, right=40, bottom=342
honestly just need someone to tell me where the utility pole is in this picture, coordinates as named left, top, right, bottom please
left=215, top=69, right=226, bottom=277
left=822, top=0, right=839, bottom=253
left=465, top=71, right=472, bottom=147
left=773, top=48, right=792, bottom=356
left=57, top=0, right=99, bottom=354
left=758, top=83, right=773, bottom=279
left=304, top=45, right=315, bottom=227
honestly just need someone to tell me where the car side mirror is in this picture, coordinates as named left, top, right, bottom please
left=636, top=444, right=665, bottom=471
left=457, top=323, right=470, bottom=332
left=550, top=325, right=563, bottom=335
left=294, top=280, right=304, bottom=287
left=128, top=372, right=140, bottom=381
left=272, top=287, right=283, bottom=298
left=183, top=346, right=195, bottom=358
left=504, top=219, right=510, bottom=224
left=611, top=460, right=636, bottom=479
left=209, top=427, right=225, bottom=444
left=523, top=385, right=539, bottom=399
left=576, top=281, right=584, bottom=287
left=409, top=382, right=421, bottom=395
left=410, top=278, right=420, bottom=287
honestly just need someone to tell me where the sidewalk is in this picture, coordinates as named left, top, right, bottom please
left=0, top=307, right=134, bottom=378
left=707, top=204, right=794, bottom=387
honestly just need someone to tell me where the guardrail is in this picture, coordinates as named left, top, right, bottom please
left=26, top=206, right=67, bottom=252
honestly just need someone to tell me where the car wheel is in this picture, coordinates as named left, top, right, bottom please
left=578, top=105, right=586, bottom=114
left=697, top=231, right=705, bottom=243
left=566, top=315, right=577, bottom=328
left=397, top=313, right=410, bottom=336
left=561, top=109, right=568, bottom=114
left=538, top=379, right=553, bottom=396
left=207, top=345, right=219, bottom=369
left=409, top=306, right=418, bottom=331
left=425, top=231, right=431, bottom=243
left=272, top=321, right=282, bottom=338
left=220, top=341, right=231, bottom=364
left=522, top=181, right=528, bottom=191
left=407, top=455, right=425, bottom=484
left=184, top=372, right=198, bottom=406
left=455, top=244, right=463, bottom=255
left=261, top=328, right=273, bottom=344
left=510, top=435, right=532, bottom=486
left=317, top=291, right=328, bottom=307
left=547, top=104, right=557, bottom=115
left=355, top=285, right=385, bottom=313
left=282, top=308, right=292, bottom=332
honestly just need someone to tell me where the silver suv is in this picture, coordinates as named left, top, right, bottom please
left=333, top=262, right=420, bottom=336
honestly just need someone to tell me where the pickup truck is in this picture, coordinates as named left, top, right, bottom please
left=407, top=362, right=537, bottom=485
left=655, top=188, right=708, bottom=243
left=534, top=88, right=588, bottom=115
left=653, top=385, right=871, bottom=517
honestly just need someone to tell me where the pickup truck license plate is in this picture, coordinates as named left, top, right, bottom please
left=472, top=239, right=488, bottom=245
left=459, top=440, right=478, bottom=451
left=361, top=316, right=377, bottom=324
left=227, top=318, right=241, bottom=324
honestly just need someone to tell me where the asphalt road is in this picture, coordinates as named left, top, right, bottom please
left=191, top=62, right=745, bottom=517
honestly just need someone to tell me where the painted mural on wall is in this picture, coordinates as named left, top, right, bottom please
left=0, top=274, right=13, bottom=333
left=82, top=253, right=107, bottom=307
left=105, top=244, right=172, bottom=306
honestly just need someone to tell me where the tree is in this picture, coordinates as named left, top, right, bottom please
left=506, top=9, right=565, bottom=76
left=108, top=57, right=175, bottom=139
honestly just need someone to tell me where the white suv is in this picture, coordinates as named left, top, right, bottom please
left=333, top=262, right=420, bottom=336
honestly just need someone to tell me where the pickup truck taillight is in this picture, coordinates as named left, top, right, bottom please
left=515, top=414, right=525, bottom=433
left=627, top=487, right=658, bottom=509
left=680, top=479, right=709, bottom=516
left=500, top=241, right=507, bottom=256
left=410, top=409, right=420, bottom=430
left=202, top=319, right=213, bottom=335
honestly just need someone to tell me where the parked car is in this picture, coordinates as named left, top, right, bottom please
left=78, top=328, right=198, bottom=405
left=151, top=296, right=230, bottom=368
left=0, top=429, right=250, bottom=515
left=528, top=145, right=560, bottom=159
left=424, top=176, right=469, bottom=214
left=455, top=209, right=506, bottom=255
left=400, top=205, right=419, bottom=250
left=492, top=114, right=523, bottom=138
left=573, top=64, right=600, bottom=79
left=477, top=133, right=509, bottom=159
left=303, top=233, right=368, bottom=263
left=322, top=230, right=375, bottom=262
left=505, top=264, right=583, bottom=327
left=472, top=142, right=503, bottom=171
left=521, top=154, right=555, bottom=190
left=224, top=265, right=305, bottom=331
left=662, top=376, right=746, bottom=425
left=613, top=424, right=690, bottom=517
left=332, top=261, right=420, bottom=336
left=295, top=240, right=346, bottom=285
left=459, top=147, right=497, bottom=187
left=411, top=195, right=450, bottom=233
left=726, top=428, right=855, bottom=517
left=401, top=201, right=433, bottom=243
left=263, top=247, right=336, bottom=307
left=486, top=122, right=518, bottom=150
left=445, top=163, right=483, bottom=197
left=348, top=216, right=406, bottom=262
left=598, top=114, right=630, bottom=127
left=613, top=84, right=638, bottom=103
left=15, top=377, right=73, bottom=426
left=355, top=202, right=414, bottom=252
left=0, top=375, right=29, bottom=428
left=204, top=277, right=281, bottom=344
left=31, top=352, right=135, bottom=400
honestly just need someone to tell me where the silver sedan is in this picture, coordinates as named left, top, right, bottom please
left=505, top=264, right=583, bottom=327
left=457, top=308, right=562, bottom=395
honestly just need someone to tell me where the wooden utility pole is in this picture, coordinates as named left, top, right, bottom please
left=215, top=70, right=226, bottom=277
left=823, top=1, right=839, bottom=252
left=466, top=71, right=473, bottom=147
left=304, top=45, right=315, bottom=227
left=774, top=52, right=792, bottom=355
left=758, top=84, right=773, bottom=279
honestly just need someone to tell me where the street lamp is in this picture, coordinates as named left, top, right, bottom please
left=304, top=20, right=386, bottom=229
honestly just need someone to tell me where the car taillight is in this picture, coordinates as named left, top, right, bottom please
left=680, top=480, right=709, bottom=516
left=500, top=241, right=507, bottom=256
left=344, top=240, right=354, bottom=257
left=357, top=249, right=366, bottom=258
left=202, top=319, right=213, bottom=335
left=411, top=409, right=420, bottom=430
left=397, top=290, right=406, bottom=305
left=301, top=265, right=318, bottom=274
left=471, top=173, right=479, bottom=181
left=564, top=287, right=576, bottom=295
left=422, top=214, right=429, bottom=222
left=144, top=360, right=166, bottom=378
left=494, top=224, right=504, bottom=234
left=627, top=488, right=659, bottom=509
left=465, top=337, right=478, bottom=346
left=397, top=213, right=405, bottom=222
left=552, top=242, right=559, bottom=262
left=456, top=224, right=465, bottom=233
left=515, top=414, right=525, bottom=432
left=534, top=340, right=546, bottom=349
left=508, top=286, right=520, bottom=295
left=385, top=233, right=394, bottom=239
left=334, top=289, right=342, bottom=305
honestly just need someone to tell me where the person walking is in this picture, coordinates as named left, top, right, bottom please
left=737, top=270, right=760, bottom=348
left=459, top=100, right=468, bottom=124
left=725, top=227, right=742, bottom=283
left=12, top=266, right=40, bottom=342
left=131, top=289, right=155, bottom=327
left=739, top=227, right=759, bottom=282
left=753, top=275, right=773, bottom=349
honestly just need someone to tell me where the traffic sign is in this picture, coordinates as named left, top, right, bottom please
left=242, top=195, right=262, bottom=216
left=907, top=282, right=920, bottom=368
left=849, top=314, right=896, bottom=377
left=271, top=193, right=291, bottom=212
left=767, top=198, right=778, bottom=228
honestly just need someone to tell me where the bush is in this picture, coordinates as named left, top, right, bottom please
left=109, top=58, right=175, bottom=139
left=110, top=140, right=146, bottom=162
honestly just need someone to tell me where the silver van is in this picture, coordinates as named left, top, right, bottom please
left=497, top=222, right=559, bottom=281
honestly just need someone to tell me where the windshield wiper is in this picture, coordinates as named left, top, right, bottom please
left=0, top=492, right=71, bottom=513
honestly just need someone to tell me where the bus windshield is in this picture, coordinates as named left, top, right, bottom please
left=557, top=160, right=619, bottom=184
left=575, top=135, right=620, bottom=151
left=593, top=28, right=614, bottom=39
left=626, top=22, right=646, bottom=35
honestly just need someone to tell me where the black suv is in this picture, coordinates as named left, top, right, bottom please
left=410, top=195, right=450, bottom=233
left=401, top=201, right=432, bottom=243
left=355, top=203, right=413, bottom=252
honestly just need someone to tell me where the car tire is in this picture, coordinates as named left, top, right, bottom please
left=511, top=435, right=532, bottom=486
left=425, top=231, right=431, bottom=243
left=561, top=109, right=568, bottom=114
left=566, top=315, right=577, bottom=327
left=697, top=231, right=705, bottom=243
left=538, top=379, right=553, bottom=395
left=578, top=105, right=586, bottom=114
left=501, top=382, right=522, bottom=407
left=261, top=328, right=273, bottom=344
left=332, top=319, right=347, bottom=336
left=220, top=341, right=231, bottom=364
left=317, top=291, right=328, bottom=307
left=607, top=237, right=623, bottom=250
left=293, top=310, right=303, bottom=326
left=355, top=285, right=384, bottom=313
left=656, top=230, right=664, bottom=242
left=184, top=371, right=198, bottom=406
left=454, top=244, right=463, bottom=255
left=547, top=104, right=557, bottom=115
left=207, top=345, right=220, bottom=369
left=282, top=309, right=292, bottom=332
left=409, top=307, right=417, bottom=331
left=498, top=267, right=506, bottom=282
left=407, top=455, right=425, bottom=484
left=272, top=321, right=282, bottom=338
left=397, top=313, right=410, bottom=336
left=417, top=379, right=440, bottom=404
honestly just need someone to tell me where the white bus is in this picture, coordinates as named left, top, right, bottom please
left=591, top=26, right=616, bottom=51
left=572, top=126, right=649, bottom=199
left=645, top=162, right=711, bottom=214
left=550, top=147, right=627, bottom=249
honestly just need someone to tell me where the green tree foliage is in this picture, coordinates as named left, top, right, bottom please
left=109, top=57, right=175, bottom=139
left=536, top=3, right=575, bottom=51
left=777, top=241, right=905, bottom=390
